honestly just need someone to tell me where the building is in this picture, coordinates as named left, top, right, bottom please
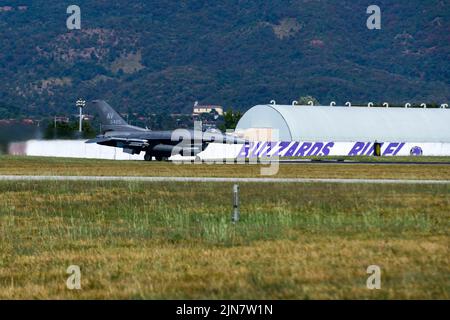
left=236, top=104, right=450, bottom=142
left=21, top=119, right=34, bottom=125
left=193, top=101, right=224, bottom=116
left=54, top=116, right=70, bottom=124
left=234, top=104, right=450, bottom=157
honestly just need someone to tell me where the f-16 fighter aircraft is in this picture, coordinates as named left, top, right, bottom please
left=86, top=100, right=244, bottom=161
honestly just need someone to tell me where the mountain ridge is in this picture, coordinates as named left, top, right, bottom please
left=0, top=0, right=449, bottom=117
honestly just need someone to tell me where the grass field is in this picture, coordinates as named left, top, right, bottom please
left=0, top=156, right=449, bottom=299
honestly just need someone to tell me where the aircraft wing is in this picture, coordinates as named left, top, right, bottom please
left=86, top=136, right=149, bottom=148
left=85, top=137, right=111, bottom=144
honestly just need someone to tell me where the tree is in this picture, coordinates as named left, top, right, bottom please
left=219, top=108, right=242, bottom=132
left=44, top=120, right=97, bottom=139
left=297, top=96, right=320, bottom=106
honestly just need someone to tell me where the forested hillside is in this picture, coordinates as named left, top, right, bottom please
left=0, top=0, right=449, bottom=117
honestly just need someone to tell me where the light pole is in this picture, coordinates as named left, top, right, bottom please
left=76, top=98, right=86, bottom=132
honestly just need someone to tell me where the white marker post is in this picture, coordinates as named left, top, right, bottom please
left=232, top=184, right=240, bottom=223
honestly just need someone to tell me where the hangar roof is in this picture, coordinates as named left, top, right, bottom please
left=235, top=105, right=450, bottom=142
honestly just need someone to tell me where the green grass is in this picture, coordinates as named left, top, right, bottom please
left=0, top=180, right=448, bottom=299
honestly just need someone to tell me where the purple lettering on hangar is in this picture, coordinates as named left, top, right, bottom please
left=237, top=141, right=335, bottom=158
left=347, top=142, right=405, bottom=156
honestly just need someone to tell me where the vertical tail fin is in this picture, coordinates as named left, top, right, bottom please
left=90, top=100, right=143, bottom=132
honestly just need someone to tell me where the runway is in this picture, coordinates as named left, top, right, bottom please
left=0, top=175, right=449, bottom=184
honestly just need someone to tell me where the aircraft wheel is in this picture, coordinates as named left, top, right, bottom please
left=155, top=155, right=163, bottom=161
left=144, top=154, right=153, bottom=161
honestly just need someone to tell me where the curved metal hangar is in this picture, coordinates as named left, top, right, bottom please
left=234, top=104, right=450, bottom=157
left=236, top=104, right=450, bottom=142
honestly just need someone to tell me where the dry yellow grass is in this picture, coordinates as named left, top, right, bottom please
left=0, top=155, right=450, bottom=180
left=1, top=236, right=448, bottom=299
left=0, top=180, right=448, bottom=299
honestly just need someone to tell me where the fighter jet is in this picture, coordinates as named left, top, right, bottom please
left=86, top=100, right=244, bottom=161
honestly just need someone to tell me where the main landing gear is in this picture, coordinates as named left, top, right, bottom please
left=144, top=153, right=168, bottom=161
